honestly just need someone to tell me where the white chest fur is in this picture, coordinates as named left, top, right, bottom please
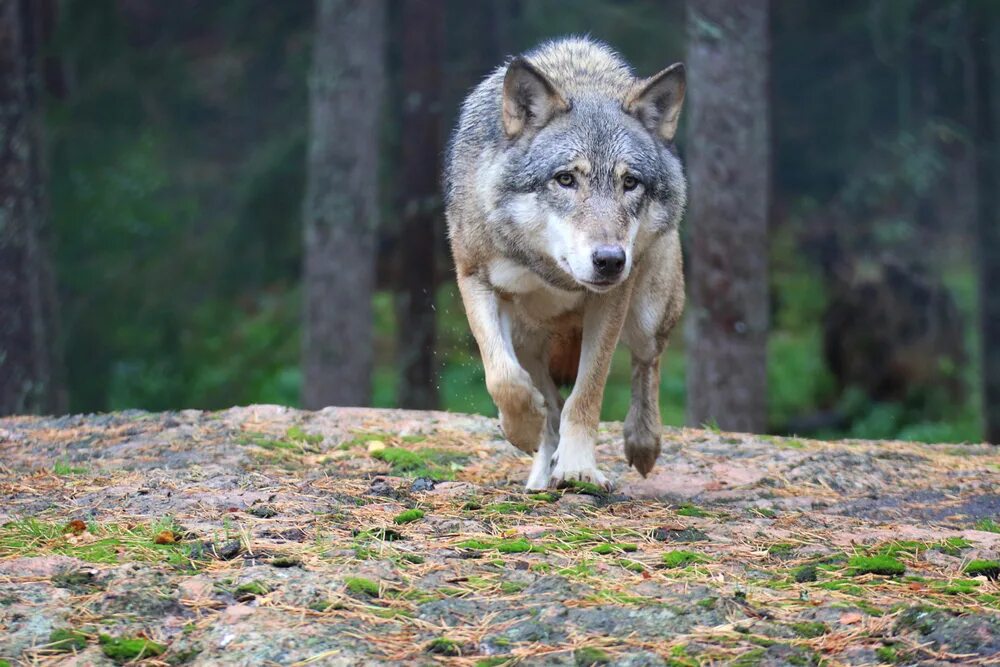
left=486, top=258, right=585, bottom=320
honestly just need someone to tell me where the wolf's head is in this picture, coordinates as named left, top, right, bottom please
left=489, top=50, right=686, bottom=293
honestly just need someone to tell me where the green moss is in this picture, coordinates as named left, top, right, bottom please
left=496, top=538, right=534, bottom=553
left=486, top=502, right=532, bottom=514
left=876, top=540, right=927, bottom=558
left=99, top=635, right=166, bottom=663
left=964, top=559, right=1000, bottom=579
left=875, top=646, right=899, bottom=663
left=500, top=581, right=526, bottom=594
left=790, top=621, right=828, bottom=638
left=529, top=492, right=560, bottom=502
left=285, top=426, right=323, bottom=445
left=849, top=555, right=905, bottom=576
left=49, top=628, right=88, bottom=652
left=816, top=580, right=866, bottom=595
left=676, top=504, right=710, bottom=518
left=457, top=537, right=536, bottom=553
left=793, top=564, right=818, bottom=582
left=426, top=637, right=460, bottom=656
left=392, top=509, right=425, bottom=524
left=235, top=581, right=269, bottom=596
left=564, top=480, right=606, bottom=496
left=662, top=550, right=710, bottom=568
left=344, top=576, right=380, bottom=597
left=53, top=460, right=87, bottom=476
left=935, top=536, right=973, bottom=556
left=574, top=646, right=611, bottom=665
left=475, top=658, right=511, bottom=667
left=767, top=542, right=796, bottom=557
left=592, top=542, right=637, bottom=555
left=731, top=648, right=765, bottom=667
left=370, top=446, right=465, bottom=481
left=457, top=538, right=493, bottom=550
left=933, top=579, right=980, bottom=595
left=616, top=559, right=645, bottom=573
left=974, top=518, right=1000, bottom=533
left=0, top=518, right=202, bottom=569
left=748, top=507, right=777, bottom=518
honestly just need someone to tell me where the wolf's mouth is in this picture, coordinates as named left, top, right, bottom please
left=581, top=279, right=619, bottom=293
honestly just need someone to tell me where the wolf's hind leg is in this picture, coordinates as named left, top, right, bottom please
left=624, top=354, right=662, bottom=477
left=516, top=333, right=562, bottom=490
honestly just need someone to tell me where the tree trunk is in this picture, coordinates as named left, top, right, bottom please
left=685, top=0, right=771, bottom=433
left=302, top=0, right=385, bottom=409
left=394, top=0, right=444, bottom=409
left=971, top=4, right=1000, bottom=443
left=0, top=0, right=62, bottom=416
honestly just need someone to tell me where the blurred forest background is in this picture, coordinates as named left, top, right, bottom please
left=2, top=0, right=998, bottom=444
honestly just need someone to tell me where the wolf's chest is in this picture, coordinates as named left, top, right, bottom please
left=487, top=258, right=585, bottom=323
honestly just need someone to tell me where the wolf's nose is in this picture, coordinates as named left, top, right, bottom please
left=592, top=245, right=626, bottom=278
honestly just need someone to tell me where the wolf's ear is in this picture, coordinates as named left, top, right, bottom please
left=502, top=57, right=568, bottom=138
left=626, top=63, right=685, bottom=142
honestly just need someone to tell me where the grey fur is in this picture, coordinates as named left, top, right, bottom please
left=445, top=37, right=687, bottom=489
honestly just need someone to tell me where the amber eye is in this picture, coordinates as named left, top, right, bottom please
left=622, top=174, right=640, bottom=191
left=555, top=172, right=576, bottom=188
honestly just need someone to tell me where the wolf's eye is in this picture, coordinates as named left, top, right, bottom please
left=622, top=174, right=640, bottom=191
left=555, top=172, right=576, bottom=188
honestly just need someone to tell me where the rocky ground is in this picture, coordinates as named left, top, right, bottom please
left=1, top=406, right=999, bottom=666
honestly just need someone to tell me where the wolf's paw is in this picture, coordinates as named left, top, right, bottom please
left=624, top=413, right=662, bottom=477
left=492, top=374, right=546, bottom=454
left=524, top=458, right=551, bottom=491
left=623, top=430, right=661, bottom=477
left=548, top=450, right=610, bottom=491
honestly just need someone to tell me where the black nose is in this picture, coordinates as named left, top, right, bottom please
left=592, top=245, right=626, bottom=279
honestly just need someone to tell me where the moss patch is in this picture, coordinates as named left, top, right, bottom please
left=393, top=509, right=425, bottom=524
left=849, top=555, right=905, bottom=576
left=99, top=635, right=166, bottom=663
left=662, top=550, right=710, bottom=568
left=344, top=576, right=380, bottom=597
left=964, top=559, right=1000, bottom=580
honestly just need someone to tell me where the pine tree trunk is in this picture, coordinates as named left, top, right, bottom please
left=302, top=0, right=385, bottom=409
left=971, top=6, right=1000, bottom=444
left=685, top=0, right=771, bottom=433
left=394, top=0, right=444, bottom=409
left=0, top=0, right=61, bottom=416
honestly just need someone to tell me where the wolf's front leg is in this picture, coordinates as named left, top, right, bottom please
left=457, top=273, right=546, bottom=454
left=549, top=284, right=632, bottom=489
left=516, top=333, right=563, bottom=490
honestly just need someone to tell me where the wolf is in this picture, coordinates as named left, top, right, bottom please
left=444, top=37, right=686, bottom=490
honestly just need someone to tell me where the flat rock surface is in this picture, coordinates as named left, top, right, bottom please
left=1, top=406, right=999, bottom=666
